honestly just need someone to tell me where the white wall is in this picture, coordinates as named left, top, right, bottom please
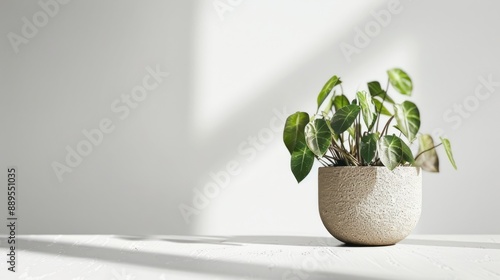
left=1, top=0, right=499, bottom=235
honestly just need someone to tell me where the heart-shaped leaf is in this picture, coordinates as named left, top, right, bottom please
left=356, top=91, right=377, bottom=131
left=373, top=98, right=392, bottom=116
left=331, top=105, right=360, bottom=135
left=305, top=118, right=332, bottom=157
left=333, top=94, right=350, bottom=111
left=440, top=137, right=457, bottom=170
left=394, top=101, right=420, bottom=142
left=387, top=68, right=413, bottom=96
left=360, top=133, right=378, bottom=164
left=415, top=134, right=439, bottom=172
left=317, top=75, right=341, bottom=109
left=291, top=141, right=315, bottom=183
left=368, top=81, right=395, bottom=104
left=401, top=139, right=415, bottom=164
left=283, top=112, right=309, bottom=154
left=378, top=135, right=405, bottom=170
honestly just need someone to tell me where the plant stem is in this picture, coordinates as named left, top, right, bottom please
left=329, top=140, right=342, bottom=162
left=355, top=115, right=361, bottom=164
left=380, top=115, right=395, bottom=138
left=339, top=133, right=347, bottom=152
left=332, top=145, right=359, bottom=166
left=384, top=77, right=390, bottom=93
left=323, top=155, right=337, bottom=165
left=329, top=145, right=336, bottom=157
left=347, top=132, right=351, bottom=151
left=375, top=77, right=390, bottom=132
left=414, top=143, right=443, bottom=160
left=316, top=157, right=328, bottom=167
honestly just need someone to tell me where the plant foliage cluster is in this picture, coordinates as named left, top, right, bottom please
left=283, top=68, right=457, bottom=183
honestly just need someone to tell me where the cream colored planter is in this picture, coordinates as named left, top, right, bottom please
left=318, top=166, right=422, bottom=246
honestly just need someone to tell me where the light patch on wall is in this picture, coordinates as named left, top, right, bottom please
left=189, top=1, right=379, bottom=141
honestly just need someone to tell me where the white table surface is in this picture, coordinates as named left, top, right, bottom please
left=1, top=235, right=499, bottom=280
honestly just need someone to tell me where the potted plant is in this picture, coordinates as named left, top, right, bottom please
left=283, top=68, right=457, bottom=246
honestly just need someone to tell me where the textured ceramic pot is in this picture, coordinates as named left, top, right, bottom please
left=318, top=166, right=422, bottom=246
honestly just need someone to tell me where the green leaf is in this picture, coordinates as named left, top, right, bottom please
left=317, top=75, right=341, bottom=109
left=356, top=91, right=377, bottom=131
left=360, top=133, right=378, bottom=164
left=305, top=118, right=332, bottom=157
left=440, top=137, right=457, bottom=170
left=291, top=141, right=315, bottom=183
left=283, top=112, right=309, bottom=154
left=373, top=99, right=392, bottom=116
left=378, top=135, right=405, bottom=170
left=347, top=126, right=355, bottom=138
left=332, top=94, right=350, bottom=111
left=321, top=91, right=335, bottom=115
left=331, top=105, right=360, bottom=134
left=401, top=140, right=415, bottom=164
left=368, top=81, right=395, bottom=104
left=387, top=68, right=413, bottom=96
left=394, top=101, right=420, bottom=142
left=415, top=134, right=439, bottom=172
